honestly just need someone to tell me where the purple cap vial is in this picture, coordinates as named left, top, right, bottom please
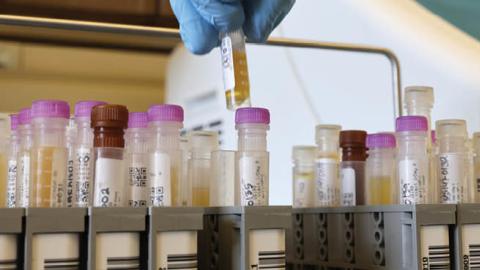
left=235, top=107, right=270, bottom=125
left=366, top=133, right=396, bottom=149
left=74, top=100, right=107, bottom=118
left=147, top=104, right=184, bottom=122
left=31, top=100, right=70, bottom=119
left=128, top=112, right=148, bottom=128
left=18, top=108, right=32, bottom=125
left=10, top=114, right=18, bottom=131
left=395, top=116, right=428, bottom=132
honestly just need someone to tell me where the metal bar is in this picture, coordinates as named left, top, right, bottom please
left=0, top=14, right=403, bottom=116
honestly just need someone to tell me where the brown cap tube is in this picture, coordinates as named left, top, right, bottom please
left=340, top=130, right=368, bottom=161
left=91, top=104, right=129, bottom=148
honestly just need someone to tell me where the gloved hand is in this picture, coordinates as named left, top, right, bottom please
left=170, top=0, right=296, bottom=55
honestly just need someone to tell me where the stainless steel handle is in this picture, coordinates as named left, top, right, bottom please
left=0, top=15, right=402, bottom=117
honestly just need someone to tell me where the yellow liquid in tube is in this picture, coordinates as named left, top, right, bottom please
left=0, top=154, right=7, bottom=207
left=368, top=176, right=393, bottom=205
left=31, top=146, right=67, bottom=207
left=225, top=50, right=251, bottom=110
left=192, top=187, right=209, bottom=206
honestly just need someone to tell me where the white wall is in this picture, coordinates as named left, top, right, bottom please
left=167, top=0, right=480, bottom=205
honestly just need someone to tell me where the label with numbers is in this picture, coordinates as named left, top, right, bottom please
left=149, top=152, right=171, bottom=206
left=420, top=225, right=450, bottom=270
left=438, top=153, right=465, bottom=203
left=341, top=167, right=356, bottom=206
left=249, top=229, right=286, bottom=270
left=74, top=147, right=93, bottom=207
left=7, top=159, right=17, bottom=207
left=93, top=157, right=125, bottom=207
left=156, top=231, right=197, bottom=270
left=65, top=158, right=74, bottom=207
left=462, top=224, right=480, bottom=270
left=239, top=155, right=269, bottom=206
left=128, top=157, right=149, bottom=207
left=96, top=232, right=139, bottom=270
left=293, top=174, right=314, bottom=208
left=398, top=159, right=428, bottom=204
left=221, top=35, right=235, bottom=90
left=16, top=154, right=30, bottom=207
left=31, top=233, right=79, bottom=270
left=315, top=158, right=339, bottom=206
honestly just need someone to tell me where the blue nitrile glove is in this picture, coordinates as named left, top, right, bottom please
left=170, top=0, right=296, bottom=55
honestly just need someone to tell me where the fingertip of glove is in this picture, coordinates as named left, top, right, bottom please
left=181, top=22, right=218, bottom=55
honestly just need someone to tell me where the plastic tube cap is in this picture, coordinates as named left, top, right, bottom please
left=395, top=116, right=428, bottom=132
left=91, top=104, right=128, bottom=129
left=10, top=114, right=18, bottom=131
left=292, top=145, right=316, bottom=161
left=31, top=99, right=70, bottom=119
left=436, top=119, right=467, bottom=138
left=366, top=133, right=396, bottom=148
left=74, top=100, right=107, bottom=118
left=315, top=124, right=341, bottom=145
left=235, top=107, right=270, bottom=125
left=128, top=112, right=148, bottom=128
left=148, top=104, right=184, bottom=123
left=404, top=86, right=434, bottom=109
left=18, top=108, right=31, bottom=125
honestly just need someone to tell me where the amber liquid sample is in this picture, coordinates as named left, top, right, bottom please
left=368, top=176, right=393, bottom=205
left=0, top=154, right=7, bottom=207
left=225, top=50, right=251, bottom=110
left=31, top=146, right=67, bottom=207
left=192, top=187, right=209, bottom=206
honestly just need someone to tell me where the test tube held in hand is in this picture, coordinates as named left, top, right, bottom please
left=91, top=104, right=129, bottom=207
left=147, top=104, right=183, bottom=207
left=235, top=107, right=270, bottom=206
left=30, top=100, right=70, bottom=207
left=220, top=29, right=251, bottom=110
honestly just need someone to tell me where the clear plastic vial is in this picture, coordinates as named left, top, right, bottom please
left=404, top=86, right=434, bottom=147
left=30, top=100, right=70, bottom=208
left=365, top=133, right=397, bottom=205
left=314, top=125, right=341, bottom=207
left=147, top=104, right=183, bottom=207
left=125, top=112, right=150, bottom=208
left=339, top=130, right=367, bottom=206
left=396, top=116, right=430, bottom=204
left=235, top=107, right=270, bottom=206
left=436, top=119, right=471, bottom=203
left=179, top=135, right=190, bottom=206
left=292, top=146, right=316, bottom=208
left=73, top=101, right=106, bottom=207
left=16, top=108, right=32, bottom=208
left=6, top=114, right=19, bottom=208
left=92, top=104, right=129, bottom=207
left=188, top=131, right=219, bottom=206
left=65, top=118, right=76, bottom=208
left=220, top=29, right=251, bottom=110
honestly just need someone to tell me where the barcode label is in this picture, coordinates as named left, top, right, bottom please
left=258, top=251, right=286, bottom=269
left=468, top=244, right=480, bottom=269
left=425, top=245, right=450, bottom=269
left=106, top=256, right=139, bottom=270
left=166, top=253, right=197, bottom=269
left=44, top=258, right=79, bottom=269
left=0, top=259, right=16, bottom=270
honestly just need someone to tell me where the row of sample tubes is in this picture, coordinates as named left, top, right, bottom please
left=292, top=85, right=480, bottom=207
left=0, top=100, right=271, bottom=208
